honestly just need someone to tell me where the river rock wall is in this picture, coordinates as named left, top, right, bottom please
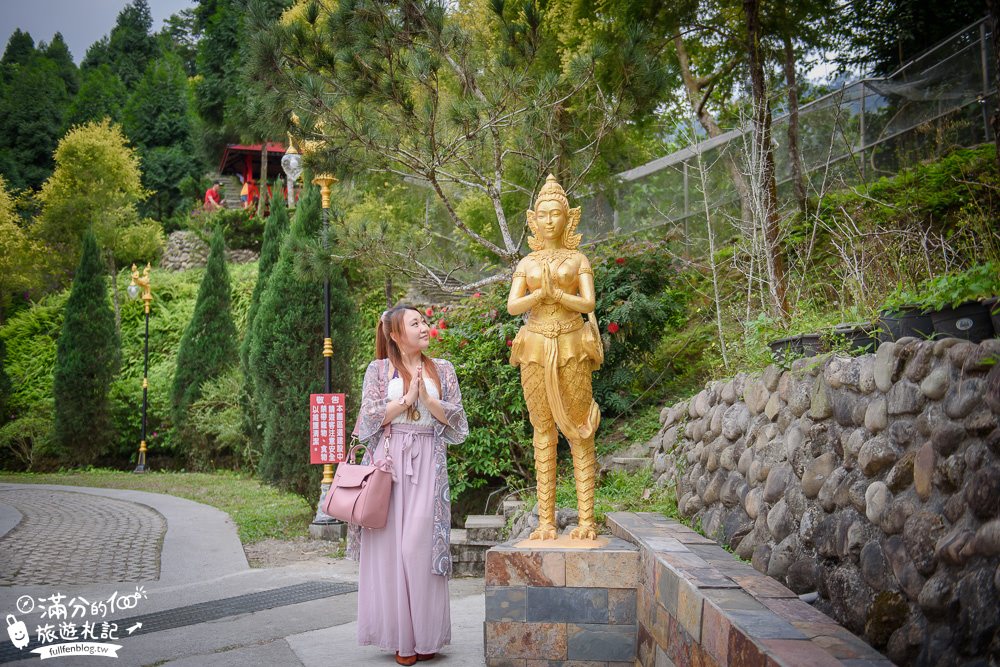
left=160, top=231, right=258, bottom=271
left=649, top=337, right=1000, bottom=666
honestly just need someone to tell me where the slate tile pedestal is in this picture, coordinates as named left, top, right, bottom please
left=483, top=537, right=639, bottom=666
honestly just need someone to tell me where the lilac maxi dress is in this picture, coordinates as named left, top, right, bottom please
left=346, top=358, right=468, bottom=657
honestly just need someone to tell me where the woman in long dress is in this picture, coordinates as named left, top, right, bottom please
left=346, top=304, right=468, bottom=665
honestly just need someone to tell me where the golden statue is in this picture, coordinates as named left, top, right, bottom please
left=507, top=174, right=603, bottom=541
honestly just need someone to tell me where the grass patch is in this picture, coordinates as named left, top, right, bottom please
left=0, top=468, right=314, bottom=545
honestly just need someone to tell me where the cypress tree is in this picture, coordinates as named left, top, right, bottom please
left=249, top=185, right=357, bottom=496
left=240, top=200, right=290, bottom=460
left=171, top=227, right=237, bottom=437
left=241, top=200, right=289, bottom=373
left=52, top=230, right=119, bottom=465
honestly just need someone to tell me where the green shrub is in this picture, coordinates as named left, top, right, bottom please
left=0, top=334, right=11, bottom=426
left=187, top=366, right=252, bottom=470
left=51, top=231, right=120, bottom=467
left=913, top=261, right=1000, bottom=311
left=431, top=288, right=533, bottom=500
left=171, top=227, right=238, bottom=448
left=189, top=207, right=265, bottom=252
left=0, top=415, right=50, bottom=471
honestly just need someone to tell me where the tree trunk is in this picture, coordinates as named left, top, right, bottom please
left=385, top=275, right=394, bottom=309
left=744, top=0, right=789, bottom=320
left=783, top=34, right=807, bottom=214
left=989, top=0, right=1000, bottom=171
left=258, top=143, right=269, bottom=218
left=674, top=36, right=752, bottom=224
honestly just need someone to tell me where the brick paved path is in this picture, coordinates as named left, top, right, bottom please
left=0, top=488, right=165, bottom=586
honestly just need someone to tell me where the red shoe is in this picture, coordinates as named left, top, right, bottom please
left=395, top=653, right=417, bottom=666
left=416, top=654, right=436, bottom=662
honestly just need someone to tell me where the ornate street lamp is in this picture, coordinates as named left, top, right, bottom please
left=311, top=172, right=340, bottom=531
left=281, top=139, right=303, bottom=209
left=127, top=263, right=153, bottom=473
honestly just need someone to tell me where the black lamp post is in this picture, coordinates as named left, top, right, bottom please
left=311, top=173, right=339, bottom=528
left=127, top=263, right=153, bottom=473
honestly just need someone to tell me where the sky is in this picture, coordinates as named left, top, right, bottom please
left=0, top=0, right=195, bottom=64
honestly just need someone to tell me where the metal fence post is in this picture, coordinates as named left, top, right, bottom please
left=982, top=21, right=992, bottom=141
left=859, top=83, right=867, bottom=182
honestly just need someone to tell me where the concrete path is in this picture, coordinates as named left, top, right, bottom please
left=0, top=483, right=486, bottom=667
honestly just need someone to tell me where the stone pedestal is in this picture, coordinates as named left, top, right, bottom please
left=308, top=521, right=346, bottom=541
left=483, top=537, right=639, bottom=666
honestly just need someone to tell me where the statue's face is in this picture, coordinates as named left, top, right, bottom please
left=535, top=199, right=567, bottom=241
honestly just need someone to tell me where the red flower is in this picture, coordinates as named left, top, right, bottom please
left=505, top=338, right=513, bottom=347
left=472, top=292, right=481, bottom=299
left=425, top=307, right=434, bottom=317
left=438, top=319, right=447, bottom=330
left=615, top=257, right=625, bottom=265
left=607, top=322, right=620, bottom=334
left=429, top=328, right=439, bottom=338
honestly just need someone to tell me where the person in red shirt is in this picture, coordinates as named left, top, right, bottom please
left=204, top=181, right=223, bottom=211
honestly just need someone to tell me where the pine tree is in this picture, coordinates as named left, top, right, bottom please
left=105, top=0, right=158, bottom=88
left=51, top=230, right=120, bottom=465
left=1, top=29, right=35, bottom=71
left=171, top=227, right=238, bottom=437
left=123, top=53, right=199, bottom=219
left=249, top=186, right=357, bottom=496
left=239, top=200, right=290, bottom=463
left=43, top=33, right=79, bottom=96
left=0, top=52, right=70, bottom=190
left=63, top=65, right=127, bottom=130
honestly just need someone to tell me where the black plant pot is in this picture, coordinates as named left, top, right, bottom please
left=769, top=335, right=803, bottom=364
left=985, top=297, right=1000, bottom=336
left=830, top=322, right=879, bottom=355
left=800, top=333, right=825, bottom=357
left=930, top=301, right=996, bottom=343
left=877, top=306, right=934, bottom=343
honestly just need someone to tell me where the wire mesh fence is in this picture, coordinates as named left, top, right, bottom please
left=580, top=16, right=996, bottom=252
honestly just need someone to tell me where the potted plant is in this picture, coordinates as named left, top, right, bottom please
left=827, top=321, right=879, bottom=355
left=984, top=296, right=1000, bottom=334
left=769, top=334, right=804, bottom=364
left=916, top=262, right=998, bottom=343
left=877, top=284, right=933, bottom=343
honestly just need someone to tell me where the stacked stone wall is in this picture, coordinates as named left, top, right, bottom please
left=159, top=231, right=258, bottom=271
left=647, top=338, right=1000, bottom=665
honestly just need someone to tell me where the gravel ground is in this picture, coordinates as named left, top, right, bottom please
left=244, top=536, right=345, bottom=568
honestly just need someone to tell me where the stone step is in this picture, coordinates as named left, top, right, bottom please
left=464, top=514, right=507, bottom=542
left=502, top=500, right=526, bottom=519
left=609, top=457, right=653, bottom=474
left=449, top=527, right=493, bottom=577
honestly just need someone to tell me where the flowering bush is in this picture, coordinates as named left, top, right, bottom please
left=591, top=239, right=688, bottom=416
left=430, top=287, right=533, bottom=499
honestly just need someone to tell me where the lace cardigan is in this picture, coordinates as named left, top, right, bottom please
left=345, top=357, right=469, bottom=576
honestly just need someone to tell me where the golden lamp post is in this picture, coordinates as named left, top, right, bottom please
left=127, top=263, right=153, bottom=473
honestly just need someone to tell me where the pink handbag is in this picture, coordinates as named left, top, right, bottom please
left=322, top=440, right=394, bottom=529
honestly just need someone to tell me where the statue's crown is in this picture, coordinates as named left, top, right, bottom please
left=534, top=174, right=569, bottom=210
